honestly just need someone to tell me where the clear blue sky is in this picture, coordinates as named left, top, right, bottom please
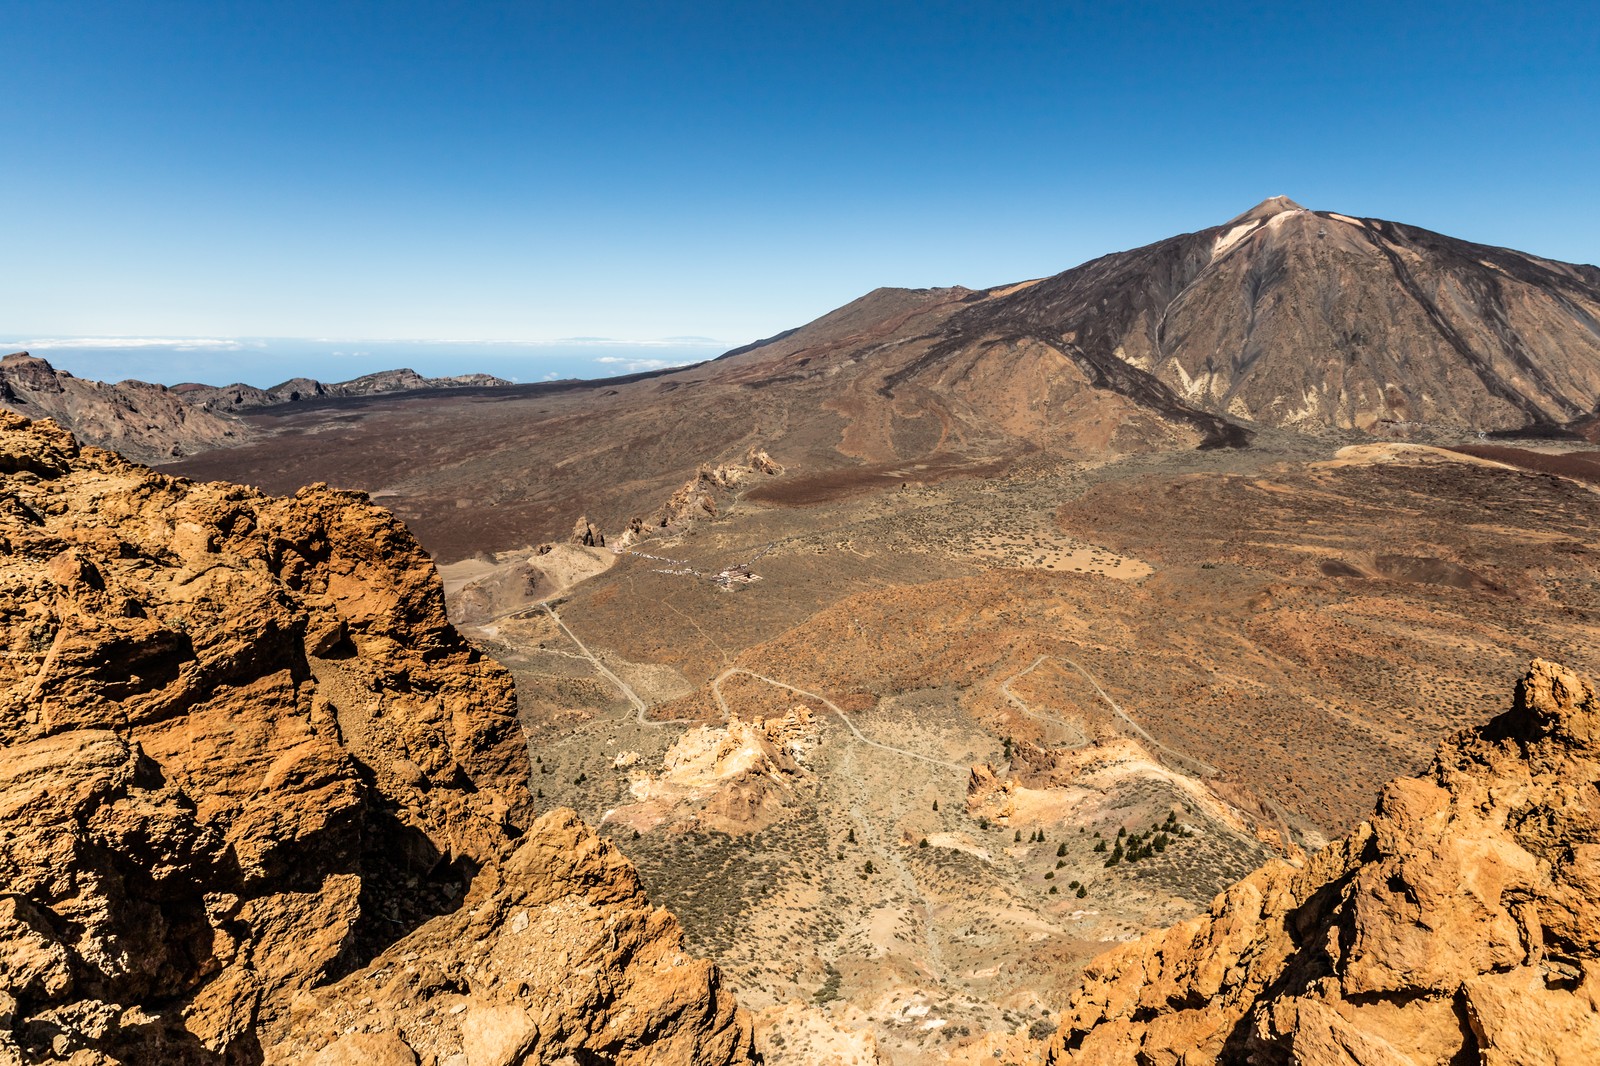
left=3, top=1, right=1596, bottom=384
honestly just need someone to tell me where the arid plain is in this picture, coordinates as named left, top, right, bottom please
left=167, top=364, right=1600, bottom=1063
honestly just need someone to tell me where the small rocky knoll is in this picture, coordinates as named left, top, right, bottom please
left=610, top=447, right=785, bottom=551
left=610, top=706, right=817, bottom=835
left=1042, top=659, right=1600, bottom=1065
left=0, top=413, right=755, bottom=1064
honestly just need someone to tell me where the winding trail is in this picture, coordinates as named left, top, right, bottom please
left=1001, top=654, right=1219, bottom=779
left=542, top=604, right=656, bottom=722
left=838, top=743, right=947, bottom=980
left=999, top=656, right=1091, bottom=747
left=1060, top=655, right=1220, bottom=778
left=713, top=667, right=966, bottom=771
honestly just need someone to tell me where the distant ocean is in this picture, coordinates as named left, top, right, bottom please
left=0, top=337, right=731, bottom=388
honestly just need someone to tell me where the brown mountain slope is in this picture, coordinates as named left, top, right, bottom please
left=160, top=280, right=1224, bottom=563
left=0, top=351, right=248, bottom=462
left=1042, top=659, right=1600, bottom=1065
left=0, top=413, right=755, bottom=1065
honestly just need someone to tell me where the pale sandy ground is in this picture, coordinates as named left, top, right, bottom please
left=968, top=534, right=1153, bottom=579
left=1312, top=442, right=1518, bottom=472
left=437, top=542, right=614, bottom=595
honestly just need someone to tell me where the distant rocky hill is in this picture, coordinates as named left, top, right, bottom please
left=0, top=352, right=508, bottom=463
left=171, top=366, right=509, bottom=412
left=1043, top=658, right=1600, bottom=1064
left=0, top=412, right=755, bottom=1065
left=0, top=351, right=247, bottom=462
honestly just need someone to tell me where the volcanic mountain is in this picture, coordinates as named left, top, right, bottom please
left=954, top=195, right=1600, bottom=434
left=715, top=195, right=1600, bottom=435
left=168, top=198, right=1600, bottom=562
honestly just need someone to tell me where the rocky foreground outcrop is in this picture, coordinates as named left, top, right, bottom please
left=1043, top=659, right=1600, bottom=1065
left=0, top=413, right=756, bottom=1064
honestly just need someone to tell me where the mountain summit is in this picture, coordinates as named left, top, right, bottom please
left=1225, top=194, right=1308, bottom=224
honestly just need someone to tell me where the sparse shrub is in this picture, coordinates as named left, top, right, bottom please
left=1044, top=871, right=1054, bottom=880
left=932, top=799, right=939, bottom=811
left=846, top=828, right=856, bottom=844
left=979, top=817, right=990, bottom=830
left=1076, top=885, right=1087, bottom=898
left=919, top=838, right=929, bottom=848
left=1093, top=839, right=1107, bottom=853
left=1049, top=886, right=1058, bottom=894
left=574, top=772, right=587, bottom=785
left=813, top=966, right=842, bottom=1005
left=1014, top=830, right=1022, bottom=842
left=1056, top=842, right=1067, bottom=857
left=632, top=829, right=641, bottom=840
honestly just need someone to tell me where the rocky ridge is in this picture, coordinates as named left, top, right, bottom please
left=611, top=447, right=785, bottom=551
left=171, top=368, right=509, bottom=413
left=1043, top=658, right=1600, bottom=1065
left=0, top=354, right=509, bottom=464
left=0, top=352, right=247, bottom=462
left=0, top=412, right=755, bottom=1064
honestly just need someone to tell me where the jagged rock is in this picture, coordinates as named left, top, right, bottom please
left=1043, top=659, right=1600, bottom=1066
left=744, top=448, right=782, bottom=476
left=269, top=809, right=756, bottom=1066
left=571, top=515, right=605, bottom=547
left=0, top=413, right=756, bottom=1064
left=615, top=706, right=816, bottom=834
left=613, top=445, right=784, bottom=550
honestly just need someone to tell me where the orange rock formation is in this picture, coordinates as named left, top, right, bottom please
left=0, top=413, right=755, bottom=1064
left=1044, top=659, right=1600, bottom=1065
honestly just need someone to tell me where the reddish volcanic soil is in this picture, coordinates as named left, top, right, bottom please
left=1448, top=443, right=1600, bottom=485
